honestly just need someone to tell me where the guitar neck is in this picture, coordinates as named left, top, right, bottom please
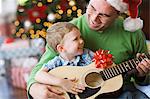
left=100, top=54, right=150, bottom=81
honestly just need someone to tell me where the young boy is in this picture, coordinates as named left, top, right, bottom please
left=35, top=22, right=94, bottom=95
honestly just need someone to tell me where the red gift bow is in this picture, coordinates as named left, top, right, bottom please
left=4, top=38, right=15, bottom=44
left=92, top=49, right=113, bottom=69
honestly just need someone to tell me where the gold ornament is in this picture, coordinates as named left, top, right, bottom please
left=36, top=18, right=41, bottom=23
left=21, top=34, right=27, bottom=40
left=37, top=2, right=43, bottom=7
left=16, top=32, right=21, bottom=37
left=67, top=9, right=72, bottom=14
left=77, top=9, right=82, bottom=14
left=19, top=28, right=25, bottom=33
left=72, top=6, right=77, bottom=11
left=47, top=0, right=52, bottom=3
left=58, top=10, right=63, bottom=14
left=29, top=29, right=35, bottom=34
left=14, top=20, right=20, bottom=26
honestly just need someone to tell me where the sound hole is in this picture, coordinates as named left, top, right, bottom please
left=85, top=72, right=103, bottom=88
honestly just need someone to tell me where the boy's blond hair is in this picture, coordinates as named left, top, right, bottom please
left=46, top=22, right=79, bottom=52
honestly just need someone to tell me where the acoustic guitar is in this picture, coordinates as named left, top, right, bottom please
left=49, top=54, right=149, bottom=99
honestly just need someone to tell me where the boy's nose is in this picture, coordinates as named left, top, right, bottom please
left=80, top=39, right=84, bottom=44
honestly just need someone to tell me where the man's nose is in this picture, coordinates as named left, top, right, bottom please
left=92, top=12, right=102, bottom=23
left=93, top=12, right=99, bottom=21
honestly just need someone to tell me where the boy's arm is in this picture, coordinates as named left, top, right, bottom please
left=35, top=67, right=63, bottom=86
left=27, top=44, right=57, bottom=97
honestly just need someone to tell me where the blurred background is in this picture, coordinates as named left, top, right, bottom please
left=0, top=0, right=149, bottom=99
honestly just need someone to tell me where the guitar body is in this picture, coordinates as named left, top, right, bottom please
left=49, top=63, right=123, bottom=99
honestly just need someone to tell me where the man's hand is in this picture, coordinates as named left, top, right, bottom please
left=29, top=82, right=64, bottom=99
left=136, top=53, right=150, bottom=77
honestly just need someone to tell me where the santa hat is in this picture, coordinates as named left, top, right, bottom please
left=106, top=0, right=143, bottom=32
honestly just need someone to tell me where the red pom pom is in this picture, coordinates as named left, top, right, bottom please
left=93, top=49, right=113, bottom=69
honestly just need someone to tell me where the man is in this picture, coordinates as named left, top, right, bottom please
left=27, top=0, right=150, bottom=99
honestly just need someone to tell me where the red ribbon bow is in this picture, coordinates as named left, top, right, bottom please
left=93, top=49, right=113, bottom=69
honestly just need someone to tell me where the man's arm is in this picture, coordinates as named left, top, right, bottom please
left=133, top=30, right=149, bottom=85
left=27, top=44, right=57, bottom=98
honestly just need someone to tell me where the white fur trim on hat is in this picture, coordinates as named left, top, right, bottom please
left=123, top=17, right=143, bottom=32
left=106, top=0, right=128, bottom=13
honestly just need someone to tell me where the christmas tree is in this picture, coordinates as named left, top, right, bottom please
left=14, top=0, right=88, bottom=39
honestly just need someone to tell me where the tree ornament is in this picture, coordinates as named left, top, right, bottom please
left=47, top=13, right=55, bottom=22
left=24, top=20, right=32, bottom=29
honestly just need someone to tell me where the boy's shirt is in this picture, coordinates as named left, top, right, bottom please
left=43, top=48, right=94, bottom=71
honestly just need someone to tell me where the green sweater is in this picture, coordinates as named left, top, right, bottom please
left=27, top=14, right=148, bottom=98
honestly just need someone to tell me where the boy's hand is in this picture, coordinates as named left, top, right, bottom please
left=59, top=78, right=85, bottom=94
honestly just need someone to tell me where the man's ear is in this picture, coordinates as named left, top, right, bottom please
left=57, top=44, right=64, bottom=52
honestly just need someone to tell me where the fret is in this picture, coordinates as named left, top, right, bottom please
left=132, top=59, right=138, bottom=66
left=138, top=56, right=143, bottom=62
left=135, top=58, right=140, bottom=64
left=109, top=68, right=115, bottom=77
left=116, top=65, right=122, bottom=74
left=146, top=54, right=150, bottom=59
left=126, top=61, right=132, bottom=70
left=102, top=70, right=108, bottom=80
left=131, top=59, right=137, bottom=68
left=111, top=67, right=117, bottom=76
left=122, top=62, right=130, bottom=71
left=105, top=69, right=111, bottom=79
left=114, top=66, right=120, bottom=74
left=106, top=68, right=113, bottom=79
left=129, top=60, right=135, bottom=68
left=100, top=71, right=104, bottom=80
left=119, top=64, right=125, bottom=73
left=127, top=60, right=133, bottom=69
left=104, top=70, right=110, bottom=79
left=144, top=54, right=149, bottom=59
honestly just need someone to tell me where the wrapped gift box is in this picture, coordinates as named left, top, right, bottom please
left=0, top=38, right=45, bottom=89
left=0, top=39, right=29, bottom=50
left=10, top=57, right=38, bottom=89
left=0, top=38, right=45, bottom=59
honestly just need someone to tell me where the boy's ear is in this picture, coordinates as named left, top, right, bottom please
left=57, top=44, right=64, bottom=52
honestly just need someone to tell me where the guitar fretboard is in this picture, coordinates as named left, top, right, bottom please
left=100, top=54, right=150, bottom=81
